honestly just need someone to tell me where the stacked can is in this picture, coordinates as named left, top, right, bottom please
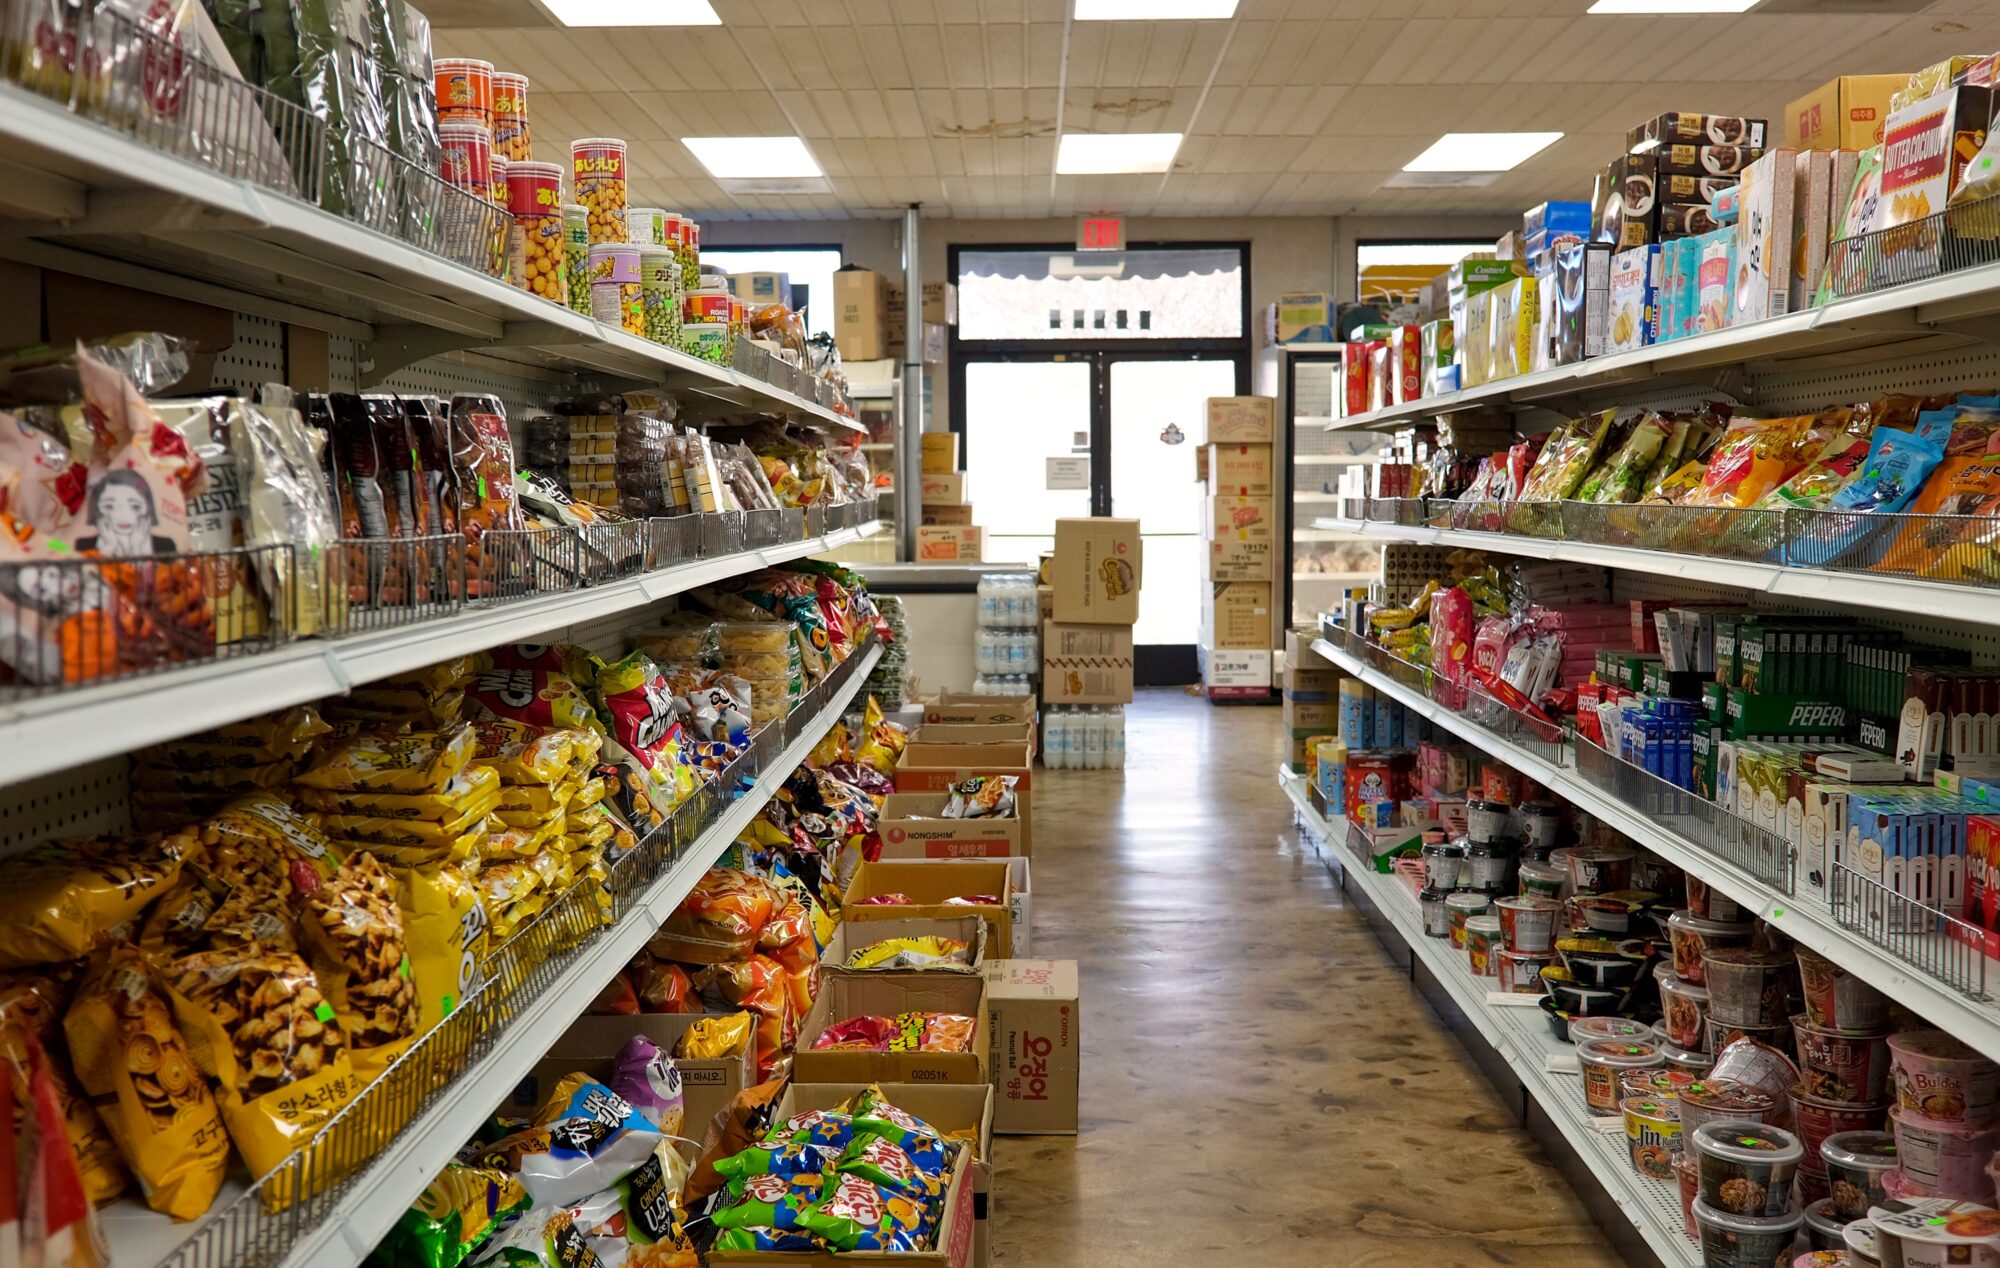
left=563, top=205, right=591, bottom=316
left=682, top=284, right=730, bottom=363
left=491, top=72, right=529, bottom=160
left=627, top=206, right=667, bottom=248
left=438, top=122, right=493, bottom=199
left=508, top=161, right=566, bottom=306
left=673, top=214, right=700, bottom=292
left=434, top=58, right=493, bottom=129
left=639, top=245, right=681, bottom=347
left=590, top=243, right=643, bottom=336
left=572, top=137, right=628, bottom=245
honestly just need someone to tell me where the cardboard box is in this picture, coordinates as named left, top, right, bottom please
left=923, top=694, right=1036, bottom=726
left=916, top=525, right=982, bottom=562
left=821, top=917, right=989, bottom=976
left=1273, top=292, right=1335, bottom=343
left=1209, top=537, right=1274, bottom=582
left=921, top=472, right=967, bottom=504
left=1205, top=396, right=1276, bottom=444
left=919, top=722, right=1033, bottom=746
left=878, top=793, right=1023, bottom=859
left=1789, top=74, right=1903, bottom=151
left=1050, top=517, right=1142, bottom=625
left=1202, top=582, right=1272, bottom=650
left=1043, top=622, right=1134, bottom=705
left=894, top=741, right=1034, bottom=853
left=981, top=960, right=1079, bottom=1135
left=716, top=1142, right=974, bottom=1267
left=1284, top=696, right=1338, bottom=731
left=843, top=860, right=1017, bottom=956
left=793, top=973, right=988, bottom=1084
left=922, top=432, right=960, bottom=474
left=922, top=504, right=975, bottom=527
left=1002, top=856, right=1031, bottom=956
left=1205, top=443, right=1273, bottom=498
left=1201, top=646, right=1271, bottom=698
left=1206, top=496, right=1275, bottom=543
left=1733, top=148, right=1798, bottom=323
left=832, top=267, right=889, bottom=362
left=727, top=271, right=791, bottom=305
left=889, top=280, right=960, bottom=326
left=516, top=1013, right=753, bottom=1145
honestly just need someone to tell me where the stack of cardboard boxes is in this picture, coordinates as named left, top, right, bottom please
left=1282, top=628, right=1341, bottom=772
left=1200, top=396, right=1278, bottom=700
left=830, top=266, right=955, bottom=364
left=916, top=432, right=982, bottom=561
left=1042, top=517, right=1141, bottom=710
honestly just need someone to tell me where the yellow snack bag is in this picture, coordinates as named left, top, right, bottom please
left=485, top=814, right=566, bottom=859
left=296, top=765, right=502, bottom=823
left=136, top=706, right=331, bottom=766
left=324, top=688, right=467, bottom=730
left=131, top=758, right=294, bottom=793
left=64, top=947, right=230, bottom=1222
left=496, top=776, right=581, bottom=818
left=315, top=800, right=496, bottom=847
left=161, top=946, right=360, bottom=1204
left=845, top=936, right=970, bottom=971
left=390, top=861, right=490, bottom=1032
left=302, top=853, right=420, bottom=1084
left=296, top=724, right=477, bottom=794
left=0, top=831, right=197, bottom=968
left=566, top=816, right=616, bottom=854
left=570, top=776, right=609, bottom=813
left=672, top=1012, right=752, bottom=1060
left=1, top=974, right=129, bottom=1204
left=467, top=720, right=588, bottom=785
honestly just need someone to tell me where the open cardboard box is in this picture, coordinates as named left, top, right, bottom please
left=922, top=694, right=1036, bottom=726
left=842, top=860, right=1015, bottom=956
left=793, top=972, right=989, bottom=1085
left=878, top=792, right=1023, bottom=859
left=821, top=915, right=989, bottom=973
left=893, top=741, right=1034, bottom=851
left=513, top=1013, right=755, bottom=1150
left=918, top=721, right=1034, bottom=747
left=710, top=1132, right=976, bottom=1267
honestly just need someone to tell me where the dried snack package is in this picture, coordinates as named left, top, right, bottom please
left=478, top=1075, right=666, bottom=1207
left=0, top=978, right=129, bottom=1205
left=469, top=719, right=586, bottom=787
left=795, top=1174, right=926, bottom=1252
left=303, top=852, right=420, bottom=1083
left=836, top=1136, right=946, bottom=1204
left=1873, top=451, right=2000, bottom=578
left=299, top=765, right=502, bottom=824
left=237, top=388, right=343, bottom=636
left=298, top=724, right=478, bottom=794
left=470, top=661, right=601, bottom=733
left=711, top=1227, right=828, bottom=1253
left=608, top=1035, right=685, bottom=1138
left=567, top=1145, right=697, bottom=1265
left=845, top=937, right=970, bottom=972
left=161, top=946, right=359, bottom=1204
left=62, top=946, right=229, bottom=1222
left=1795, top=425, right=1949, bottom=566
left=449, top=394, right=525, bottom=592
left=141, top=705, right=331, bottom=768
left=672, top=1012, right=752, bottom=1060
left=373, top=1164, right=528, bottom=1268
left=466, top=1206, right=606, bottom=1268
left=0, top=832, right=195, bottom=968
left=851, top=1093, right=948, bottom=1156
left=940, top=775, right=1017, bottom=820
left=709, top=1172, right=826, bottom=1234
left=809, top=1014, right=898, bottom=1051
left=590, top=652, right=698, bottom=812
left=651, top=868, right=777, bottom=965
left=765, top=1108, right=858, bottom=1151
left=713, top=1139, right=839, bottom=1195
left=13, top=1023, right=105, bottom=1267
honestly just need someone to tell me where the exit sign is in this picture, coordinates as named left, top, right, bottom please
left=1077, top=215, right=1124, bottom=251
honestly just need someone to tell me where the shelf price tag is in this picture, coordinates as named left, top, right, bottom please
left=1546, top=1053, right=1582, bottom=1075
left=1486, top=991, right=1543, bottom=1008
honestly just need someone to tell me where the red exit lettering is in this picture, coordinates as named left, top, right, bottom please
left=1077, top=215, right=1123, bottom=251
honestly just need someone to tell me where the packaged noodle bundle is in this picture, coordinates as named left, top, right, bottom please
left=296, top=724, right=478, bottom=794
left=63, top=946, right=230, bottom=1221
left=372, top=1164, right=528, bottom=1268
left=0, top=831, right=198, bottom=968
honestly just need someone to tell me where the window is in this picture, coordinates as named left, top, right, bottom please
left=957, top=247, right=1244, bottom=341
left=700, top=247, right=844, bottom=336
left=1354, top=241, right=1486, bottom=307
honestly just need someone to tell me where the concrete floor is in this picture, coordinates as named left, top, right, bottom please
left=989, top=689, right=1626, bottom=1267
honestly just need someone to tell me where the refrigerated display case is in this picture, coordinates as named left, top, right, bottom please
left=1278, top=346, right=1380, bottom=629
left=845, top=359, right=901, bottom=563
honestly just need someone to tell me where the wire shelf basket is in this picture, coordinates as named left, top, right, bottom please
left=1823, top=194, right=2000, bottom=302
left=648, top=514, right=699, bottom=569
left=804, top=504, right=827, bottom=539
left=701, top=510, right=748, bottom=558
left=346, top=135, right=509, bottom=277
left=469, top=527, right=587, bottom=603
left=1559, top=501, right=1787, bottom=561
left=1828, top=864, right=1992, bottom=1001
left=1365, top=496, right=1428, bottom=527
left=330, top=534, right=463, bottom=634
left=1572, top=737, right=1794, bottom=893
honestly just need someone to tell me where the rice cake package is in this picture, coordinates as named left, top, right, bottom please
left=1733, top=148, right=1798, bottom=323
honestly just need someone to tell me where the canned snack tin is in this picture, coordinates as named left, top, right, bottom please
left=508, top=161, right=565, bottom=305
left=563, top=204, right=590, bottom=315
left=685, top=289, right=731, bottom=325
left=627, top=206, right=667, bottom=247
left=589, top=243, right=643, bottom=335
left=434, top=57, right=493, bottom=126
left=438, top=122, right=493, bottom=195
left=639, top=244, right=681, bottom=346
left=682, top=320, right=729, bottom=364
left=573, top=137, right=629, bottom=245
left=492, top=71, right=529, bottom=160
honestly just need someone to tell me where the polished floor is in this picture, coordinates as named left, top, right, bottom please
left=990, top=690, right=1624, bottom=1267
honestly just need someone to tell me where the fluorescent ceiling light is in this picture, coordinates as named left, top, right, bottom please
left=1075, top=0, right=1237, bottom=17
left=1403, top=131, right=1562, bottom=172
left=683, top=136, right=822, bottom=180
left=539, top=0, right=721, bottom=24
left=1587, top=0, right=1758, bottom=11
left=1056, top=133, right=1183, bottom=175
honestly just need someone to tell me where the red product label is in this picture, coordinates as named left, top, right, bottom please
left=1881, top=106, right=1949, bottom=197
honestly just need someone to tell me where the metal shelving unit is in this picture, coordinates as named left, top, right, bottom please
left=1277, top=767, right=1699, bottom=1268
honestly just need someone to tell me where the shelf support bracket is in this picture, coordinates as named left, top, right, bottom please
left=360, top=321, right=577, bottom=386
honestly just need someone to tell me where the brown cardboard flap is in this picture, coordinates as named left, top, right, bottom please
left=921, top=694, right=1036, bottom=726
left=844, top=860, right=1015, bottom=957
left=878, top=792, right=1023, bottom=859
left=516, top=1013, right=754, bottom=1152
left=793, top=973, right=989, bottom=1086
left=820, top=916, right=989, bottom=972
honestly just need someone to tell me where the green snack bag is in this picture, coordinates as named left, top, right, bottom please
left=709, top=1173, right=826, bottom=1233
left=368, top=1165, right=527, bottom=1268
left=714, top=1140, right=838, bottom=1195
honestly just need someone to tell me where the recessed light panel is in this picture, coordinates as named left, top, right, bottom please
left=1402, top=131, right=1563, bottom=172
left=1587, top=0, right=1759, bottom=12
left=540, top=0, right=721, bottom=25
left=683, top=136, right=822, bottom=180
left=1075, top=0, right=1237, bottom=17
left=1056, top=133, right=1183, bottom=175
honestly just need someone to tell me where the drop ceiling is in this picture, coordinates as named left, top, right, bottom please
left=431, top=0, right=1999, bottom=221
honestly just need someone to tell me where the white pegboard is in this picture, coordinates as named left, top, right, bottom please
left=329, top=334, right=362, bottom=393
left=0, top=758, right=130, bottom=854
left=371, top=352, right=565, bottom=419
left=1746, top=332, right=2000, bottom=415
left=208, top=313, right=291, bottom=393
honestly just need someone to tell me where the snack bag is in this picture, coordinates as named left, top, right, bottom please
left=470, top=720, right=588, bottom=786
left=302, top=852, right=421, bottom=1083
left=1682, top=415, right=1812, bottom=508
left=1873, top=450, right=2000, bottom=578
left=607, top=1035, right=684, bottom=1139
left=628, top=955, right=697, bottom=1014
left=710, top=1227, right=828, bottom=1253
left=713, top=1139, right=839, bottom=1194
left=649, top=868, right=777, bottom=964
left=298, top=765, right=502, bottom=823
left=465, top=1206, right=604, bottom=1268
left=1575, top=413, right=1668, bottom=504
left=940, top=776, right=1016, bottom=820
left=373, top=1165, right=529, bottom=1268
left=62, top=946, right=230, bottom=1221
left=836, top=1136, right=946, bottom=1204
left=794, top=1174, right=925, bottom=1252
left=765, top=1108, right=857, bottom=1151
left=469, top=665, right=600, bottom=733
left=0, top=831, right=196, bottom=968
left=708, top=1172, right=825, bottom=1234
left=160, top=946, right=359, bottom=1202
left=296, top=724, right=477, bottom=794
left=474, top=1076, right=664, bottom=1207
left=138, top=705, right=330, bottom=768
left=0, top=977, right=128, bottom=1205
left=671, top=1012, right=752, bottom=1060
left=590, top=652, right=697, bottom=815
left=566, top=1146, right=697, bottom=1266
left=13, top=1026, right=106, bottom=1267
left=845, top=937, right=971, bottom=972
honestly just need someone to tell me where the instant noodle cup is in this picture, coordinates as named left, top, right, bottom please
left=562, top=204, right=591, bottom=315
left=1687, top=873, right=1749, bottom=923
left=1565, top=845, right=1634, bottom=894
left=1464, top=914, right=1501, bottom=976
left=1823, top=1130, right=1899, bottom=1220
left=1703, top=947, right=1798, bottom=1027
left=1444, top=891, right=1489, bottom=948
left=1518, top=860, right=1566, bottom=899
left=1657, top=961, right=1712, bottom=1052
left=1494, top=895, right=1560, bottom=953
left=491, top=71, right=529, bottom=159
left=572, top=137, right=628, bottom=244
left=1692, top=1121, right=1805, bottom=1217
left=1497, top=948, right=1553, bottom=993
left=1801, top=1163, right=1833, bottom=1207
left=1707, top=1016, right=1792, bottom=1060
left=1889, top=1106, right=2000, bottom=1202
left=1668, top=909, right=1755, bottom=985
left=1866, top=1198, right=2000, bottom=1268
left=439, top=122, right=494, bottom=197
left=589, top=243, right=644, bottom=336
left=1804, top=1198, right=1848, bottom=1252
left=1795, top=1015, right=1894, bottom=1105
left=1623, top=1095, right=1681, bottom=1178
left=508, top=161, right=566, bottom=306
left=1624, top=1068, right=1700, bottom=1102
left=434, top=57, right=493, bottom=127
left=1694, top=1198, right=1807, bottom=1268
left=1571, top=1016, right=1653, bottom=1046
left=1418, top=887, right=1451, bottom=939
left=1798, top=945, right=1892, bottom=1031
left=1419, top=840, right=1465, bottom=889
left=1680, top=1078, right=1780, bottom=1138
left=1846, top=1219, right=1881, bottom=1268
left=1793, top=1084, right=1889, bottom=1166
left=1674, top=1147, right=1701, bottom=1238
left=1887, top=1031, right=2000, bottom=1126
left=1579, top=1039, right=1664, bottom=1113
left=1666, top=1043, right=1718, bottom=1078
left=1713, top=1038, right=1804, bottom=1126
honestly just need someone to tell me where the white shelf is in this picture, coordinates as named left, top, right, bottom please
left=1291, top=571, right=1376, bottom=583
left=1322, top=262, right=2000, bottom=432
left=109, top=642, right=880, bottom=1268
left=0, top=84, right=859, bottom=434
left=1294, top=528, right=1370, bottom=542
left=1276, top=767, right=1699, bottom=1268
left=0, top=521, right=883, bottom=789
left=1308, top=635, right=2000, bottom=1063
left=1307, top=514, right=2000, bottom=628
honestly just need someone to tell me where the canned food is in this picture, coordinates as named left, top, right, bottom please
left=639, top=244, right=681, bottom=346
left=682, top=320, right=729, bottom=364
left=589, top=243, right=643, bottom=335
left=684, top=289, right=730, bottom=325
left=438, top=122, right=493, bottom=195
left=434, top=57, right=493, bottom=127
left=678, top=216, right=701, bottom=291
left=573, top=137, right=629, bottom=245
left=563, top=204, right=591, bottom=315
left=490, top=152, right=508, bottom=207
left=492, top=71, right=529, bottom=161
left=627, top=206, right=667, bottom=247
left=508, top=161, right=566, bottom=305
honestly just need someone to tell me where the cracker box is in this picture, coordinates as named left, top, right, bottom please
left=1874, top=85, right=1993, bottom=233
left=1205, top=396, right=1275, bottom=444
left=1733, top=148, right=1798, bottom=323
left=1791, top=149, right=1834, bottom=315
left=1606, top=244, right=1660, bottom=353
left=1387, top=324, right=1423, bottom=402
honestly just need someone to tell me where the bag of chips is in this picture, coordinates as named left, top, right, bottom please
left=297, top=765, right=502, bottom=823
left=1873, top=450, right=2000, bottom=578
left=0, top=831, right=197, bottom=968
left=465, top=1206, right=604, bottom=1268
left=627, top=955, right=696, bottom=1014
left=608, top=1035, right=684, bottom=1138
left=836, top=1136, right=945, bottom=1203
left=63, top=946, right=230, bottom=1221
left=713, top=1139, right=838, bottom=1195
left=649, top=868, right=778, bottom=965
left=297, top=725, right=477, bottom=794
left=940, top=776, right=1016, bottom=820
left=302, top=852, right=420, bottom=1083
left=372, top=1165, right=528, bottom=1268
left=392, top=860, right=490, bottom=1033
left=566, top=1147, right=697, bottom=1267
left=590, top=652, right=697, bottom=814
left=137, top=705, right=330, bottom=768
left=0, top=975, right=128, bottom=1206
left=795, top=1173, right=926, bottom=1251
left=672, top=1012, right=752, bottom=1061
left=844, top=937, right=970, bottom=972
left=809, top=1013, right=974, bottom=1054
left=473, top=1075, right=664, bottom=1207
left=708, top=1172, right=825, bottom=1234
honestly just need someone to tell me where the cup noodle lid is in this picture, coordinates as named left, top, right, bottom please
left=1867, top=1198, right=2000, bottom=1263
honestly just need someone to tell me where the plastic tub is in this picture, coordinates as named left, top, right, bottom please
left=1704, top=947, right=1799, bottom=1027
left=572, top=137, right=630, bottom=245
left=1565, top=845, right=1635, bottom=895
left=1795, top=1016, right=1894, bottom=1105
left=1465, top=914, right=1502, bottom=977
left=1496, top=948, right=1552, bottom=993
left=1867, top=1198, right=2000, bottom=1268
left=1446, top=892, right=1490, bottom=948
left=1495, top=895, right=1561, bottom=953
left=1657, top=961, right=1712, bottom=1051
left=1674, top=1147, right=1700, bottom=1239
left=1623, top=1095, right=1682, bottom=1179
left=1668, top=909, right=1756, bottom=985
left=1518, top=860, right=1566, bottom=899
left=1571, top=1016, right=1653, bottom=1046
left=1579, top=1039, right=1665, bottom=1113
left=1804, top=1197, right=1849, bottom=1252
left=1822, top=1131, right=1899, bottom=1221
left=1800, top=1163, right=1832, bottom=1207
left=1889, top=1106, right=2000, bottom=1203
left=1693, top=1198, right=1806, bottom=1268
left=1845, top=1219, right=1881, bottom=1268
left=1792, top=1085, right=1889, bottom=1168
left=1692, top=1120, right=1805, bottom=1217
left=715, top=620, right=793, bottom=653
left=1420, top=841, right=1465, bottom=889
left=1888, top=1031, right=2000, bottom=1126
left=1798, top=945, right=1892, bottom=1031
left=1687, top=872, right=1749, bottom=923
left=1465, top=798, right=1514, bottom=844
left=1418, top=887, right=1451, bottom=939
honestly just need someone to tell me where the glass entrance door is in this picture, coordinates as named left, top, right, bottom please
left=962, top=359, right=1091, bottom=567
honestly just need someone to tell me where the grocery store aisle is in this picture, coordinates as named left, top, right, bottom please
left=991, top=690, right=1622, bottom=1267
